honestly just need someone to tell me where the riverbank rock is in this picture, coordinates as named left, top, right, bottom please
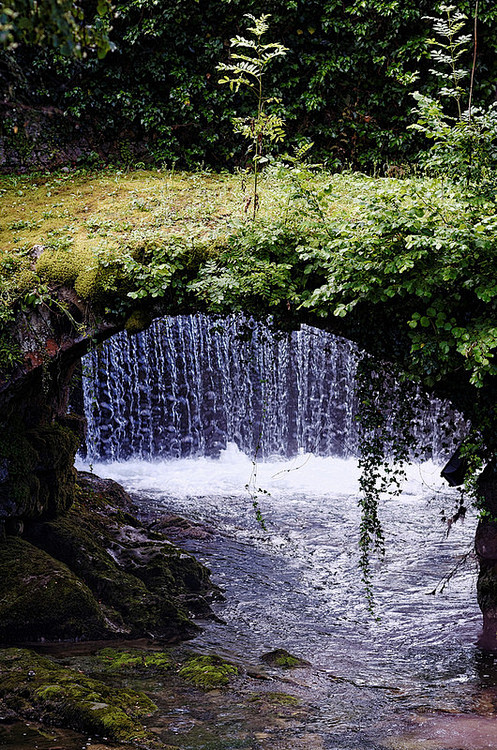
left=0, top=472, right=219, bottom=644
left=0, top=648, right=160, bottom=746
left=0, top=538, right=106, bottom=642
left=150, top=514, right=215, bottom=541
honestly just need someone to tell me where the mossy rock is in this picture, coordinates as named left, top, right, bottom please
left=0, top=538, right=106, bottom=642
left=125, top=309, right=153, bottom=335
left=34, top=244, right=136, bottom=306
left=76, top=471, right=135, bottom=510
left=0, top=648, right=158, bottom=744
left=26, top=423, right=80, bottom=516
left=0, top=469, right=215, bottom=643
left=21, top=471, right=217, bottom=640
left=0, top=425, right=40, bottom=520
left=249, top=691, right=301, bottom=706
left=119, top=536, right=215, bottom=617
left=178, top=654, right=238, bottom=689
left=25, top=512, right=195, bottom=639
left=0, top=420, right=79, bottom=521
left=35, top=247, right=95, bottom=287
left=477, top=564, right=497, bottom=613
left=75, top=473, right=216, bottom=615
left=260, top=649, right=308, bottom=669
left=96, top=647, right=172, bottom=673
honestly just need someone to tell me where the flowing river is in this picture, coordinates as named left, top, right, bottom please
left=6, top=314, right=496, bottom=750
left=73, top=314, right=497, bottom=749
left=77, top=447, right=492, bottom=750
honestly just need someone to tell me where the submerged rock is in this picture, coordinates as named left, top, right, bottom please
left=178, top=654, right=238, bottom=689
left=0, top=648, right=159, bottom=745
left=260, top=649, right=309, bottom=669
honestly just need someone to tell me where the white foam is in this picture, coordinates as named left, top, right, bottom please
left=76, top=442, right=451, bottom=501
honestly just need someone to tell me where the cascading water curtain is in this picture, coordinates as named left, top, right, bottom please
left=81, top=314, right=465, bottom=462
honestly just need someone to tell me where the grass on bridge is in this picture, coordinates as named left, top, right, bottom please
left=0, top=167, right=369, bottom=257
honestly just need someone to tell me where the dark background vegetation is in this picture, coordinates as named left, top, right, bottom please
left=1, top=0, right=497, bottom=171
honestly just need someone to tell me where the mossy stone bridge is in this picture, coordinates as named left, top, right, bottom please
left=1, top=171, right=497, bottom=645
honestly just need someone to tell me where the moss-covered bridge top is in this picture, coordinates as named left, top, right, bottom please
left=1, top=166, right=497, bottom=452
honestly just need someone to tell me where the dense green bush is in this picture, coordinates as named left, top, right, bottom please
left=1, top=0, right=497, bottom=169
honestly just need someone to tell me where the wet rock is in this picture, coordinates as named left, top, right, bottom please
left=76, top=471, right=138, bottom=511
left=150, top=514, right=215, bottom=541
left=0, top=648, right=159, bottom=745
left=0, top=699, right=18, bottom=723
left=15, top=472, right=218, bottom=642
left=0, top=471, right=218, bottom=644
left=260, top=649, right=310, bottom=669
left=476, top=520, right=497, bottom=561
left=248, top=691, right=301, bottom=706
left=0, top=537, right=106, bottom=643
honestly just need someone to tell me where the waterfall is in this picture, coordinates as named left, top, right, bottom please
left=81, top=314, right=464, bottom=462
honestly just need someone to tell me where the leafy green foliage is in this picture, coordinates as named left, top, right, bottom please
left=424, top=4, right=471, bottom=118
left=298, top=175, right=497, bottom=391
left=4, top=0, right=497, bottom=170
left=189, top=221, right=301, bottom=315
left=410, top=4, right=497, bottom=191
left=0, top=0, right=114, bottom=58
left=354, top=355, right=427, bottom=610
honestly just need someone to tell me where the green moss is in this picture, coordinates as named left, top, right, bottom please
left=35, top=247, right=97, bottom=295
left=36, top=249, right=83, bottom=285
left=0, top=538, right=105, bottom=642
left=0, top=648, right=157, bottom=744
left=14, top=267, right=37, bottom=293
left=249, top=691, right=300, bottom=706
left=0, top=255, right=37, bottom=297
left=178, top=654, right=238, bottom=689
left=125, top=309, right=153, bottom=335
left=260, top=649, right=305, bottom=669
left=96, top=647, right=171, bottom=673
left=274, top=654, right=300, bottom=668
left=73, top=263, right=100, bottom=300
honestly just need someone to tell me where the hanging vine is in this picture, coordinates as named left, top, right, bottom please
left=355, top=354, right=420, bottom=612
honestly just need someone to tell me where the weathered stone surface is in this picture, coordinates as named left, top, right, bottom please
left=475, top=465, right=497, bottom=649
left=0, top=538, right=106, bottom=643
left=0, top=648, right=159, bottom=745
left=475, top=521, right=497, bottom=562
left=150, top=514, right=216, bottom=541
left=0, top=473, right=217, bottom=644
